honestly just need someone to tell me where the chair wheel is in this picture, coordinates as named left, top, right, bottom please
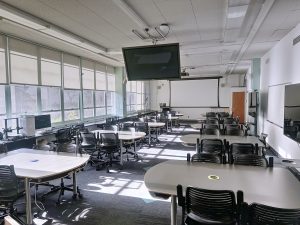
left=56, top=201, right=60, bottom=206
left=72, top=194, right=77, bottom=199
left=106, top=167, right=110, bottom=173
left=78, top=193, right=83, bottom=199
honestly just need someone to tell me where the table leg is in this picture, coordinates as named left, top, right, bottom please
left=25, top=178, right=32, bottom=225
left=171, top=195, right=177, bottom=225
left=72, top=171, right=77, bottom=196
left=120, top=140, right=123, bottom=166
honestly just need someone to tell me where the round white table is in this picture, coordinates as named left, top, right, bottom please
left=92, top=130, right=146, bottom=165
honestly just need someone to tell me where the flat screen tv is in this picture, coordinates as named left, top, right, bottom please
left=122, top=43, right=181, bottom=81
left=284, top=83, right=300, bottom=143
left=35, top=114, right=51, bottom=130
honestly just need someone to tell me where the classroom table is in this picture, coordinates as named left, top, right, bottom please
left=0, top=148, right=89, bottom=225
left=148, top=122, right=165, bottom=143
left=91, top=130, right=146, bottom=165
left=144, top=160, right=300, bottom=225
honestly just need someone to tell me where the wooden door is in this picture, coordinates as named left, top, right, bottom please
left=232, top=92, right=245, bottom=123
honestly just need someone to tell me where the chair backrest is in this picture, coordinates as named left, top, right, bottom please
left=184, top=186, right=237, bottom=222
left=203, top=124, right=219, bottom=129
left=223, top=117, right=236, bottom=125
left=100, top=133, right=119, bottom=148
left=202, top=128, right=219, bottom=135
left=190, top=153, right=222, bottom=164
left=55, top=128, right=72, bottom=143
left=248, top=203, right=300, bottom=225
left=0, top=165, right=18, bottom=204
left=225, top=124, right=242, bottom=136
left=80, top=132, right=97, bottom=146
left=206, top=112, right=216, bottom=118
left=233, top=154, right=268, bottom=167
left=200, top=138, right=223, bottom=154
left=134, top=122, right=148, bottom=133
left=121, top=122, right=134, bottom=131
left=218, top=112, right=230, bottom=118
left=206, top=118, right=219, bottom=125
left=230, top=143, right=255, bottom=155
left=102, top=125, right=118, bottom=131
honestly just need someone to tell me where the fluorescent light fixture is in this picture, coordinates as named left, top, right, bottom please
left=227, top=5, right=248, bottom=19
left=0, top=1, right=107, bottom=54
left=0, top=2, right=47, bottom=30
left=132, top=29, right=146, bottom=40
left=112, top=0, right=149, bottom=29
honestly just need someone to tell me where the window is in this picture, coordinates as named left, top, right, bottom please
left=95, top=90, right=106, bottom=117
left=63, top=54, right=80, bottom=89
left=64, top=89, right=80, bottom=121
left=83, top=90, right=94, bottom=118
left=9, top=39, right=38, bottom=85
left=0, top=85, right=5, bottom=129
left=96, top=64, right=106, bottom=90
left=41, top=86, right=62, bottom=123
left=0, top=35, right=6, bottom=84
left=11, top=85, right=37, bottom=115
left=82, top=60, right=95, bottom=90
left=41, top=48, right=61, bottom=86
left=106, top=91, right=115, bottom=115
left=126, top=81, right=144, bottom=112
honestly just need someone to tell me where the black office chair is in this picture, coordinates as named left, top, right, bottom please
left=135, top=122, right=151, bottom=145
left=120, top=123, right=138, bottom=160
left=99, top=133, right=120, bottom=172
left=200, top=138, right=224, bottom=154
left=206, top=118, right=219, bottom=125
left=225, top=124, right=243, bottom=136
left=187, top=153, right=222, bottom=164
left=54, top=128, right=73, bottom=152
left=206, top=112, right=216, bottom=118
left=80, top=132, right=104, bottom=170
left=0, top=165, right=25, bottom=223
left=230, top=143, right=255, bottom=155
left=232, top=154, right=268, bottom=167
left=242, top=202, right=300, bottom=225
left=177, top=185, right=243, bottom=225
left=202, top=128, right=219, bottom=135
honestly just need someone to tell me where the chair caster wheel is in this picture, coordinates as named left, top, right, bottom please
left=56, top=201, right=60, bottom=206
left=72, top=194, right=77, bottom=199
left=33, top=212, right=39, bottom=218
left=78, top=193, right=83, bottom=199
left=106, top=167, right=110, bottom=173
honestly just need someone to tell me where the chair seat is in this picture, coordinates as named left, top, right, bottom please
left=186, top=212, right=236, bottom=225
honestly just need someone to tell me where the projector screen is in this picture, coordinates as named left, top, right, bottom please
left=170, top=79, right=219, bottom=107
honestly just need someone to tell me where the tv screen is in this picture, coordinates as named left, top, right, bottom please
left=284, top=83, right=300, bottom=143
left=122, top=43, right=181, bottom=81
left=35, top=114, right=51, bottom=130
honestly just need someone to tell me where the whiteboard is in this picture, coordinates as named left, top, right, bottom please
left=170, top=79, right=218, bottom=107
left=267, top=85, right=284, bottom=128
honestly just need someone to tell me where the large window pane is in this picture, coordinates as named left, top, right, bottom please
left=96, top=64, right=106, bottom=90
left=41, top=86, right=61, bottom=111
left=83, top=90, right=94, bottom=108
left=48, top=111, right=62, bottom=124
left=84, top=108, right=94, bottom=118
left=64, top=90, right=80, bottom=110
left=41, top=48, right=61, bottom=86
left=96, top=108, right=106, bottom=117
left=0, top=85, right=5, bottom=115
left=64, top=110, right=80, bottom=121
left=107, top=75, right=115, bottom=91
left=95, top=91, right=105, bottom=107
left=63, top=54, right=80, bottom=89
left=82, top=60, right=95, bottom=90
left=10, top=39, right=38, bottom=85
left=106, top=91, right=115, bottom=115
left=11, top=85, right=37, bottom=114
left=0, top=36, right=6, bottom=84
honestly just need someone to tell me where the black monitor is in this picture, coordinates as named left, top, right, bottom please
left=122, top=43, right=181, bottom=81
left=35, top=114, right=51, bottom=130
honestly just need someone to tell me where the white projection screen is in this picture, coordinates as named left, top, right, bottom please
left=170, top=79, right=219, bottom=107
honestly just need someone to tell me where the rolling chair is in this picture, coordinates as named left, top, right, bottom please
left=99, top=133, right=120, bottom=172
left=232, top=154, right=269, bottom=167
left=241, top=202, right=300, bottom=225
left=177, top=185, right=243, bottom=225
left=187, top=152, right=223, bottom=164
left=0, top=165, right=25, bottom=224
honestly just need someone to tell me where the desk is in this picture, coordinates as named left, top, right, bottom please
left=0, top=148, right=89, bottom=225
left=91, top=130, right=146, bottom=165
left=180, top=134, right=264, bottom=147
left=148, top=122, right=165, bottom=143
left=144, top=160, right=300, bottom=225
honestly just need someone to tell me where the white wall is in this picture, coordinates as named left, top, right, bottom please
left=259, top=23, right=300, bottom=158
left=149, top=75, right=244, bottom=119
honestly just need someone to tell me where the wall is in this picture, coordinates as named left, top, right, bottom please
left=259, top=23, right=300, bottom=158
left=149, top=75, right=244, bottom=119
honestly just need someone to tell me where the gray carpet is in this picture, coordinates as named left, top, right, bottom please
left=17, top=125, right=195, bottom=225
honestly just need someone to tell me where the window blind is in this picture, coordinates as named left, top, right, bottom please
left=63, top=54, right=80, bottom=89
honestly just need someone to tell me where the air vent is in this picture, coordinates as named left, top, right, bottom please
left=293, top=34, right=300, bottom=46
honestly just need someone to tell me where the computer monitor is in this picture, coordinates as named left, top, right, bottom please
left=35, top=114, right=51, bottom=130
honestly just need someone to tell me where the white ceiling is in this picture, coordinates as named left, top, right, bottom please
left=0, top=0, right=300, bottom=76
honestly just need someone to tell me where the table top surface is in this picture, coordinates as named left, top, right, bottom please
left=180, top=134, right=264, bottom=147
left=91, top=130, right=146, bottom=140
left=0, top=148, right=89, bottom=179
left=147, top=122, right=166, bottom=127
left=144, top=160, right=300, bottom=208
